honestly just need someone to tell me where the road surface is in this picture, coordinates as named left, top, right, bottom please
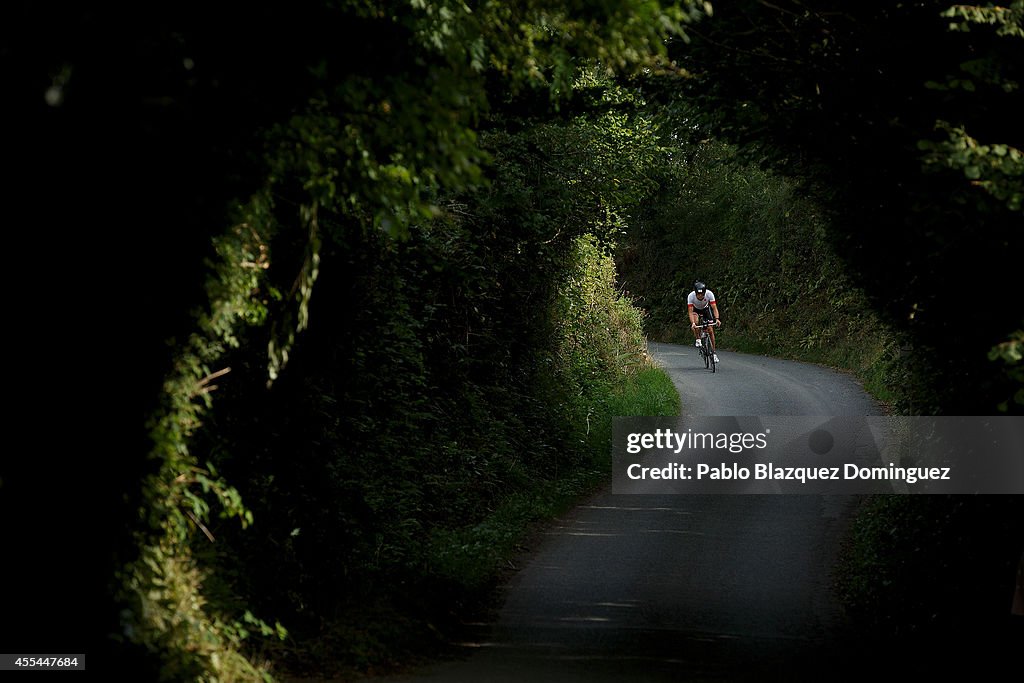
left=379, top=342, right=883, bottom=681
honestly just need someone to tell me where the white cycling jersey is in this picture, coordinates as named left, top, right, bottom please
left=687, top=289, right=716, bottom=311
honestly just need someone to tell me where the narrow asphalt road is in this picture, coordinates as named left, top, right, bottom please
left=379, top=343, right=883, bottom=682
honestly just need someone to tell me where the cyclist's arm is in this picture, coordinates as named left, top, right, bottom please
left=688, top=303, right=697, bottom=328
left=710, top=301, right=721, bottom=324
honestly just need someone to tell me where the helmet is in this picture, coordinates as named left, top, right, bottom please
left=693, top=281, right=706, bottom=294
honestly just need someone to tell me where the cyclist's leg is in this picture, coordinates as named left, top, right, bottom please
left=703, top=309, right=719, bottom=360
left=691, top=312, right=703, bottom=346
left=701, top=309, right=715, bottom=349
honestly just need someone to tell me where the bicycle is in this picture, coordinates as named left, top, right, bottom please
left=694, top=320, right=719, bottom=373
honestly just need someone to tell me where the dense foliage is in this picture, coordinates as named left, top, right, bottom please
left=648, top=0, right=1023, bottom=414
left=618, top=138, right=901, bottom=404
left=6, top=2, right=699, bottom=679
left=838, top=495, right=1024, bottom=659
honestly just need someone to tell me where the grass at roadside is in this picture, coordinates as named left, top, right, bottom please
left=722, top=328, right=897, bottom=409
left=428, top=364, right=679, bottom=595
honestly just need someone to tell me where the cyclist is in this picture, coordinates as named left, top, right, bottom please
left=688, top=281, right=720, bottom=363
